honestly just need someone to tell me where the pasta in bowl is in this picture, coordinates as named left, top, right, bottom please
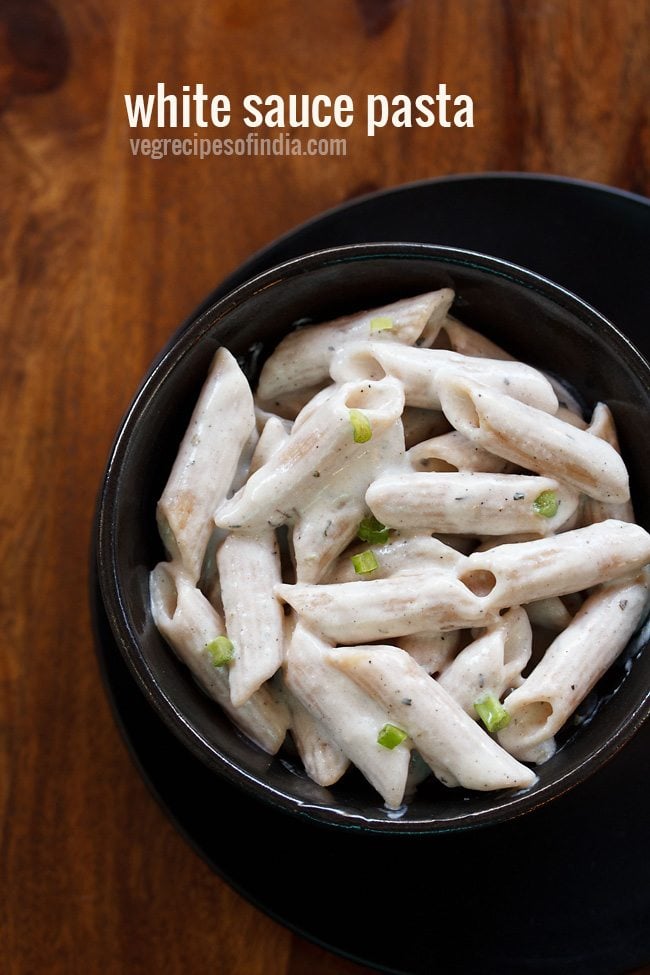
left=95, top=243, right=650, bottom=832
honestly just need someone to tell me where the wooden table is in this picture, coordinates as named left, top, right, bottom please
left=2, top=1, right=649, bottom=973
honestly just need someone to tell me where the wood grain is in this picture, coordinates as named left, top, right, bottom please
left=1, top=1, right=649, bottom=973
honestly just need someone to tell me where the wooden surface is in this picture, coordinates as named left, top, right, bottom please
left=1, top=1, right=649, bottom=973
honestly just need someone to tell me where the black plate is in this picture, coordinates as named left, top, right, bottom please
left=92, top=174, right=650, bottom=975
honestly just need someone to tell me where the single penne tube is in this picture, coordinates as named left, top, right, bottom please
left=437, top=373, right=630, bottom=503
left=366, top=472, right=579, bottom=536
left=407, top=430, right=514, bottom=474
left=582, top=402, right=635, bottom=524
left=497, top=574, right=650, bottom=762
left=283, top=684, right=351, bottom=787
left=256, top=289, right=455, bottom=403
left=214, top=377, right=405, bottom=533
left=276, top=571, right=491, bottom=644
left=284, top=623, right=411, bottom=809
left=429, top=314, right=514, bottom=359
left=156, top=347, right=256, bottom=583
left=327, top=644, right=537, bottom=791
left=459, top=519, right=650, bottom=608
left=149, top=561, right=290, bottom=754
left=395, top=629, right=461, bottom=675
left=437, top=607, right=532, bottom=716
left=292, top=419, right=405, bottom=583
left=216, top=531, right=285, bottom=707
left=325, top=533, right=466, bottom=584
left=330, top=341, right=558, bottom=413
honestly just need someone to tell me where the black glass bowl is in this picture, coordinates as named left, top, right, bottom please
left=94, top=242, right=650, bottom=834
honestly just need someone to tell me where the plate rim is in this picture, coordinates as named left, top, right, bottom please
left=213, top=170, right=650, bottom=299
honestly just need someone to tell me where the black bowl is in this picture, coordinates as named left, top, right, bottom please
left=94, top=242, right=650, bottom=834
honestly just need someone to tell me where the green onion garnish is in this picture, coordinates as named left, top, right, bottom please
left=351, top=550, right=379, bottom=574
left=206, top=636, right=234, bottom=667
left=370, top=315, right=394, bottom=333
left=357, top=514, right=390, bottom=544
left=474, top=693, right=511, bottom=733
left=349, top=408, right=372, bottom=443
left=533, top=489, right=559, bottom=518
left=377, top=723, right=408, bottom=749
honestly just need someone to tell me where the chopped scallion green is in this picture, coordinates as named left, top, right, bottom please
left=351, top=550, right=379, bottom=574
left=533, top=489, right=559, bottom=518
left=357, top=514, right=390, bottom=544
left=206, top=636, right=234, bottom=667
left=349, top=408, right=372, bottom=443
left=370, top=315, right=394, bottom=333
left=474, top=693, right=511, bottom=733
left=377, top=723, right=408, bottom=749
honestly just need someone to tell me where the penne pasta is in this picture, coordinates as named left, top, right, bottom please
left=407, top=430, right=514, bottom=474
left=276, top=571, right=490, bottom=644
left=395, top=629, right=461, bottom=675
left=283, top=685, right=351, bottom=787
left=292, top=417, right=405, bottom=583
left=284, top=623, right=411, bottom=809
left=149, top=561, right=290, bottom=754
left=366, top=471, right=579, bottom=536
left=254, top=405, right=293, bottom=436
left=437, top=607, right=532, bottom=716
left=587, top=401, right=622, bottom=445
left=459, top=519, right=650, bottom=607
left=430, top=314, right=513, bottom=359
left=582, top=402, right=635, bottom=525
left=325, top=532, right=466, bottom=584
left=216, top=531, right=285, bottom=707
left=249, top=413, right=291, bottom=472
left=330, top=341, right=558, bottom=413
left=214, top=377, right=405, bottom=533
left=437, top=373, right=630, bottom=503
left=290, top=383, right=338, bottom=431
left=156, top=347, right=256, bottom=583
left=151, top=288, right=650, bottom=802
left=257, top=288, right=454, bottom=404
left=327, top=644, right=537, bottom=791
left=497, top=574, right=650, bottom=762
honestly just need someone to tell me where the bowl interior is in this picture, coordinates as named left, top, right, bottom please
left=97, top=244, right=650, bottom=833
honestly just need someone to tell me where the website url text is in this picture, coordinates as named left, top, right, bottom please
left=129, top=131, right=348, bottom=160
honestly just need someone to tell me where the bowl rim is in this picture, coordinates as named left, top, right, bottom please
left=94, top=240, right=650, bottom=834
